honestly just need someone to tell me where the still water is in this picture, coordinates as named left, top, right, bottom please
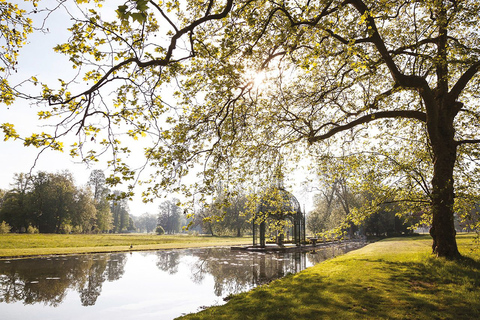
left=0, top=242, right=364, bottom=320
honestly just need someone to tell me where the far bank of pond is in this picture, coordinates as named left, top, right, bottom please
left=0, top=234, right=252, bottom=258
left=0, top=241, right=365, bottom=320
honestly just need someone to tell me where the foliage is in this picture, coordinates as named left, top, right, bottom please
left=0, top=170, right=120, bottom=234
left=0, top=0, right=36, bottom=106
left=4, top=0, right=480, bottom=257
left=193, top=188, right=251, bottom=236
left=0, top=221, right=11, bottom=234
left=60, top=223, right=73, bottom=234
left=26, top=225, right=39, bottom=234
left=306, top=210, right=323, bottom=235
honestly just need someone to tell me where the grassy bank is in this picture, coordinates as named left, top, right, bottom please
left=0, top=233, right=251, bottom=258
left=179, top=234, right=480, bottom=320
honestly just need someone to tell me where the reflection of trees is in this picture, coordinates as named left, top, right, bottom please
left=189, top=248, right=308, bottom=297
left=156, top=251, right=182, bottom=274
left=105, top=253, right=127, bottom=281
left=0, top=253, right=127, bottom=307
left=188, top=243, right=366, bottom=297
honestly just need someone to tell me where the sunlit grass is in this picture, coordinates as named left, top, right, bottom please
left=0, top=233, right=251, bottom=258
left=178, top=233, right=480, bottom=320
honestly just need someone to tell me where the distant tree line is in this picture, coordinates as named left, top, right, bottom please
left=152, top=193, right=250, bottom=237
left=0, top=170, right=135, bottom=234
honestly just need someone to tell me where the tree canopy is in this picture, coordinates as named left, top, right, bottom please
left=2, top=0, right=480, bottom=258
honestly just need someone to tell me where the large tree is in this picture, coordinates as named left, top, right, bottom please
left=3, top=0, right=480, bottom=258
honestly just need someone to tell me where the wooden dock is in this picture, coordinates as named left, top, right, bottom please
left=231, top=240, right=351, bottom=252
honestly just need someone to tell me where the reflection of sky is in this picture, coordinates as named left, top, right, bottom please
left=0, top=243, right=365, bottom=320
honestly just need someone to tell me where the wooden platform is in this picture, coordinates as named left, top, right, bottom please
left=231, top=241, right=341, bottom=252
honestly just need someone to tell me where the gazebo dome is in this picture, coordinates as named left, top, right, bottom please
left=258, top=187, right=302, bottom=218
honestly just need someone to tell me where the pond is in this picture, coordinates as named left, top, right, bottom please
left=0, top=241, right=365, bottom=320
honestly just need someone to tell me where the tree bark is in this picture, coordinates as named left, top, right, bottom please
left=427, top=102, right=461, bottom=258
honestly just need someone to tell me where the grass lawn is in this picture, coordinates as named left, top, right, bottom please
left=0, top=233, right=251, bottom=258
left=178, top=233, right=480, bottom=320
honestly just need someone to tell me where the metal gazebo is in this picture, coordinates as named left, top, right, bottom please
left=252, top=187, right=306, bottom=247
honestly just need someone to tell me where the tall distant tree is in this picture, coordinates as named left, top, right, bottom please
left=88, top=170, right=108, bottom=203
left=4, top=1, right=480, bottom=258
left=158, top=199, right=182, bottom=234
left=71, top=186, right=97, bottom=233
left=88, top=170, right=112, bottom=232
left=110, top=191, right=132, bottom=233
left=0, top=171, right=114, bottom=233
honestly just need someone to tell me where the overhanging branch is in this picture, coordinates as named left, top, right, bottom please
left=308, top=110, right=426, bottom=144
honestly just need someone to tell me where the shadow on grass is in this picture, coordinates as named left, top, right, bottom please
left=181, top=254, right=480, bottom=320
left=379, top=234, right=431, bottom=242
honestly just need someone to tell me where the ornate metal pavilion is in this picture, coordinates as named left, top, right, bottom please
left=252, top=187, right=306, bottom=247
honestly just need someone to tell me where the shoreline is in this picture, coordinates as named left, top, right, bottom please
left=0, top=233, right=251, bottom=260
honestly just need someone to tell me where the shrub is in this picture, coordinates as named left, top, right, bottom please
left=27, top=225, right=39, bottom=234
left=72, top=226, right=83, bottom=234
left=156, top=225, right=165, bottom=235
left=60, top=223, right=72, bottom=234
left=0, top=221, right=11, bottom=234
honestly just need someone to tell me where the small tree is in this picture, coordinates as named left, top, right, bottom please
left=0, top=221, right=11, bottom=234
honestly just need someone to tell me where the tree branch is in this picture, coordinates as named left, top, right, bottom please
left=456, top=139, right=480, bottom=146
left=50, top=0, right=235, bottom=106
left=308, top=110, right=426, bottom=144
left=449, top=61, right=480, bottom=101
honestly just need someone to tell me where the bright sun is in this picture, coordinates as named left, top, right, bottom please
left=250, top=71, right=268, bottom=91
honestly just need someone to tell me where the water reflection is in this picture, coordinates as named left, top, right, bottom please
left=0, top=242, right=364, bottom=320
left=183, top=248, right=309, bottom=297
left=0, top=253, right=127, bottom=307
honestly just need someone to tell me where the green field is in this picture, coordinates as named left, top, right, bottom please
left=178, top=234, right=480, bottom=320
left=0, top=233, right=251, bottom=258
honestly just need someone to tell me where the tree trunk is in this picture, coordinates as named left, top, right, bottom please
left=427, top=102, right=460, bottom=259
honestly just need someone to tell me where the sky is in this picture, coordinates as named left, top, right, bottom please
left=0, top=0, right=314, bottom=216
left=0, top=1, right=162, bottom=216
